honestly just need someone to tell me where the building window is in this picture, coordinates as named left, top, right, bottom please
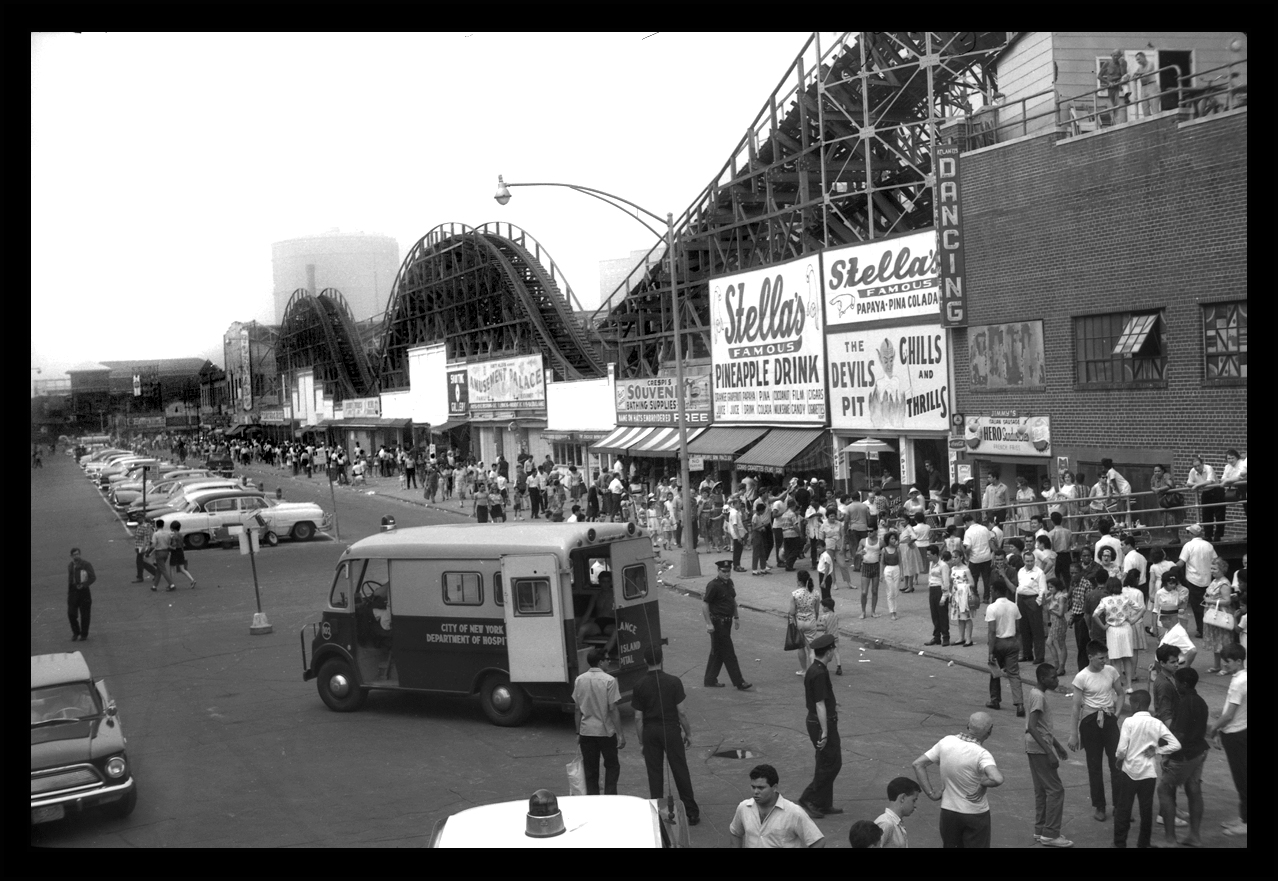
left=1203, top=301, right=1246, bottom=381
left=1074, top=311, right=1166, bottom=386
left=552, top=442, right=585, bottom=468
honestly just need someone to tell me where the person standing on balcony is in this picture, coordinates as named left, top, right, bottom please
left=1100, top=50, right=1129, bottom=125
left=1185, top=456, right=1223, bottom=542
left=1132, top=51, right=1158, bottom=118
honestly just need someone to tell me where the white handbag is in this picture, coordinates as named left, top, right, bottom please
left=1202, top=599, right=1234, bottom=631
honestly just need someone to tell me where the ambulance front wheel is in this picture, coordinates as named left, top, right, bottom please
left=318, top=658, right=367, bottom=712
left=479, top=673, right=531, bottom=727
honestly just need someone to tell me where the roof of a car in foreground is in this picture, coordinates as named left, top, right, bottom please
left=31, top=652, right=92, bottom=689
left=344, top=522, right=645, bottom=560
left=433, top=795, right=662, bottom=848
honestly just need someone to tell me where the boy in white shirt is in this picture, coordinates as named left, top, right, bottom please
left=1114, top=689, right=1179, bottom=848
left=874, top=776, right=921, bottom=848
left=1206, top=643, right=1247, bottom=836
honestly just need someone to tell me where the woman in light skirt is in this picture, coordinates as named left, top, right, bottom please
left=949, top=549, right=975, bottom=647
left=899, top=513, right=925, bottom=592
left=1094, top=577, right=1135, bottom=691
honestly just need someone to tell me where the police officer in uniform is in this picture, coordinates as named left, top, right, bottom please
left=798, top=633, right=843, bottom=819
left=632, top=647, right=700, bottom=825
left=702, top=560, right=753, bottom=690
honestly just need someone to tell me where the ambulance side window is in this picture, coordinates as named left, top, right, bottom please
left=493, top=572, right=504, bottom=606
left=621, top=564, right=648, bottom=600
left=512, top=578, right=552, bottom=615
left=443, top=572, right=483, bottom=606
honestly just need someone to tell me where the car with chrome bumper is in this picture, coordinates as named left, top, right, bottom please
left=31, top=652, right=136, bottom=825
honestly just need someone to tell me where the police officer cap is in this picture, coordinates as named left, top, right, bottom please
left=716, top=559, right=733, bottom=570
left=810, top=634, right=836, bottom=652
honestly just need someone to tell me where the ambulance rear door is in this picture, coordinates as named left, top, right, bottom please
left=608, top=538, right=661, bottom=689
left=500, top=554, right=568, bottom=684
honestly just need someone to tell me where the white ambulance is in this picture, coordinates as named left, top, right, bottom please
left=301, top=521, right=662, bottom=726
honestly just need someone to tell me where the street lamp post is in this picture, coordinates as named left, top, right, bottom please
left=494, top=176, right=701, bottom=578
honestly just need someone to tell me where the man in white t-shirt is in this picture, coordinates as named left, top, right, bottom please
left=1156, top=611, right=1198, bottom=669
left=1014, top=553, right=1048, bottom=665
left=1120, top=533, right=1147, bottom=591
left=608, top=473, right=625, bottom=523
left=1206, top=643, right=1247, bottom=837
left=984, top=581, right=1023, bottom=714
left=912, top=712, right=1004, bottom=848
left=962, top=514, right=995, bottom=604
left=1176, top=524, right=1215, bottom=637
left=1067, top=640, right=1123, bottom=821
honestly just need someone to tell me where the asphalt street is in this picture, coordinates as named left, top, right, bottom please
left=30, top=453, right=1246, bottom=849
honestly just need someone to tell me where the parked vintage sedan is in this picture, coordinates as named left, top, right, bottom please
left=31, top=652, right=136, bottom=825
left=137, top=486, right=265, bottom=527
left=169, top=493, right=330, bottom=548
left=125, top=478, right=247, bottom=522
left=110, top=470, right=214, bottom=508
left=99, top=458, right=166, bottom=488
left=83, top=452, right=137, bottom=476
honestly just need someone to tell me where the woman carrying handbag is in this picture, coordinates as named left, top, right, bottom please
left=1202, top=558, right=1235, bottom=675
left=787, top=571, right=819, bottom=674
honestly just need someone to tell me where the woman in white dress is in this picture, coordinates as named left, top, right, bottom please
left=949, top=549, right=975, bottom=647
left=1094, top=577, right=1135, bottom=691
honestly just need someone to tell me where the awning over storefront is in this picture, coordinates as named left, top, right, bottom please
left=590, top=425, right=650, bottom=455
left=626, top=426, right=705, bottom=458
left=224, top=424, right=250, bottom=438
left=431, top=419, right=468, bottom=433
left=686, top=426, right=768, bottom=457
left=734, top=428, right=828, bottom=473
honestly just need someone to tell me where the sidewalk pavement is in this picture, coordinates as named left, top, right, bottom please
left=231, top=459, right=1236, bottom=699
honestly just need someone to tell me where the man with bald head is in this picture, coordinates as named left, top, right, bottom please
left=912, top=712, right=1005, bottom=848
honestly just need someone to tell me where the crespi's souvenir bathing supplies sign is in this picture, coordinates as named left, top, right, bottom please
left=710, top=255, right=826, bottom=425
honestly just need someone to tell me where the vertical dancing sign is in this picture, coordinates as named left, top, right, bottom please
left=935, top=144, right=967, bottom=327
left=710, top=255, right=826, bottom=425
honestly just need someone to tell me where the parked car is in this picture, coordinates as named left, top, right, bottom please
left=125, top=478, right=246, bottom=522
left=110, top=470, right=214, bottom=508
left=136, top=486, right=265, bottom=528
left=169, top=492, right=329, bottom=549
left=31, top=652, right=136, bottom=825
left=99, top=458, right=165, bottom=488
left=84, top=452, right=136, bottom=476
left=205, top=451, right=234, bottom=477
left=78, top=447, right=127, bottom=467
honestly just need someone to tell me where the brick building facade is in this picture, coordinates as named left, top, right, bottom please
left=951, top=109, right=1246, bottom=528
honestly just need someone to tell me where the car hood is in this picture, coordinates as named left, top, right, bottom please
left=31, top=719, right=99, bottom=767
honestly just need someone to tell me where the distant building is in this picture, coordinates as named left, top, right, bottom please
left=67, top=358, right=207, bottom=434
left=272, top=230, right=401, bottom=324
left=598, top=248, right=660, bottom=316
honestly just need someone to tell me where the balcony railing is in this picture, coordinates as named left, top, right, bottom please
left=937, top=57, right=1247, bottom=151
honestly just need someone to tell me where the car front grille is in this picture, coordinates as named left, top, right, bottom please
left=32, top=765, right=102, bottom=795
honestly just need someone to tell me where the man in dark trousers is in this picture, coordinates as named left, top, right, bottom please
left=67, top=548, right=96, bottom=641
left=632, top=647, right=700, bottom=825
left=798, top=634, right=843, bottom=819
left=701, top=560, right=752, bottom=691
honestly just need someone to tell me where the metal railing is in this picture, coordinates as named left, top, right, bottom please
left=926, top=480, right=1248, bottom=550
left=939, top=57, right=1247, bottom=151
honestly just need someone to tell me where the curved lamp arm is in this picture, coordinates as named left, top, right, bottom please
left=495, top=176, right=666, bottom=239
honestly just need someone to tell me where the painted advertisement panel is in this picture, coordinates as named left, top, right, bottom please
left=823, top=231, right=940, bottom=328
left=466, top=355, right=546, bottom=411
left=828, top=321, right=950, bottom=432
left=614, top=374, right=711, bottom=426
left=710, top=255, right=826, bottom=425
left=959, top=415, right=1052, bottom=457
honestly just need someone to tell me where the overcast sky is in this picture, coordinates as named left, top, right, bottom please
left=31, top=31, right=827, bottom=380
